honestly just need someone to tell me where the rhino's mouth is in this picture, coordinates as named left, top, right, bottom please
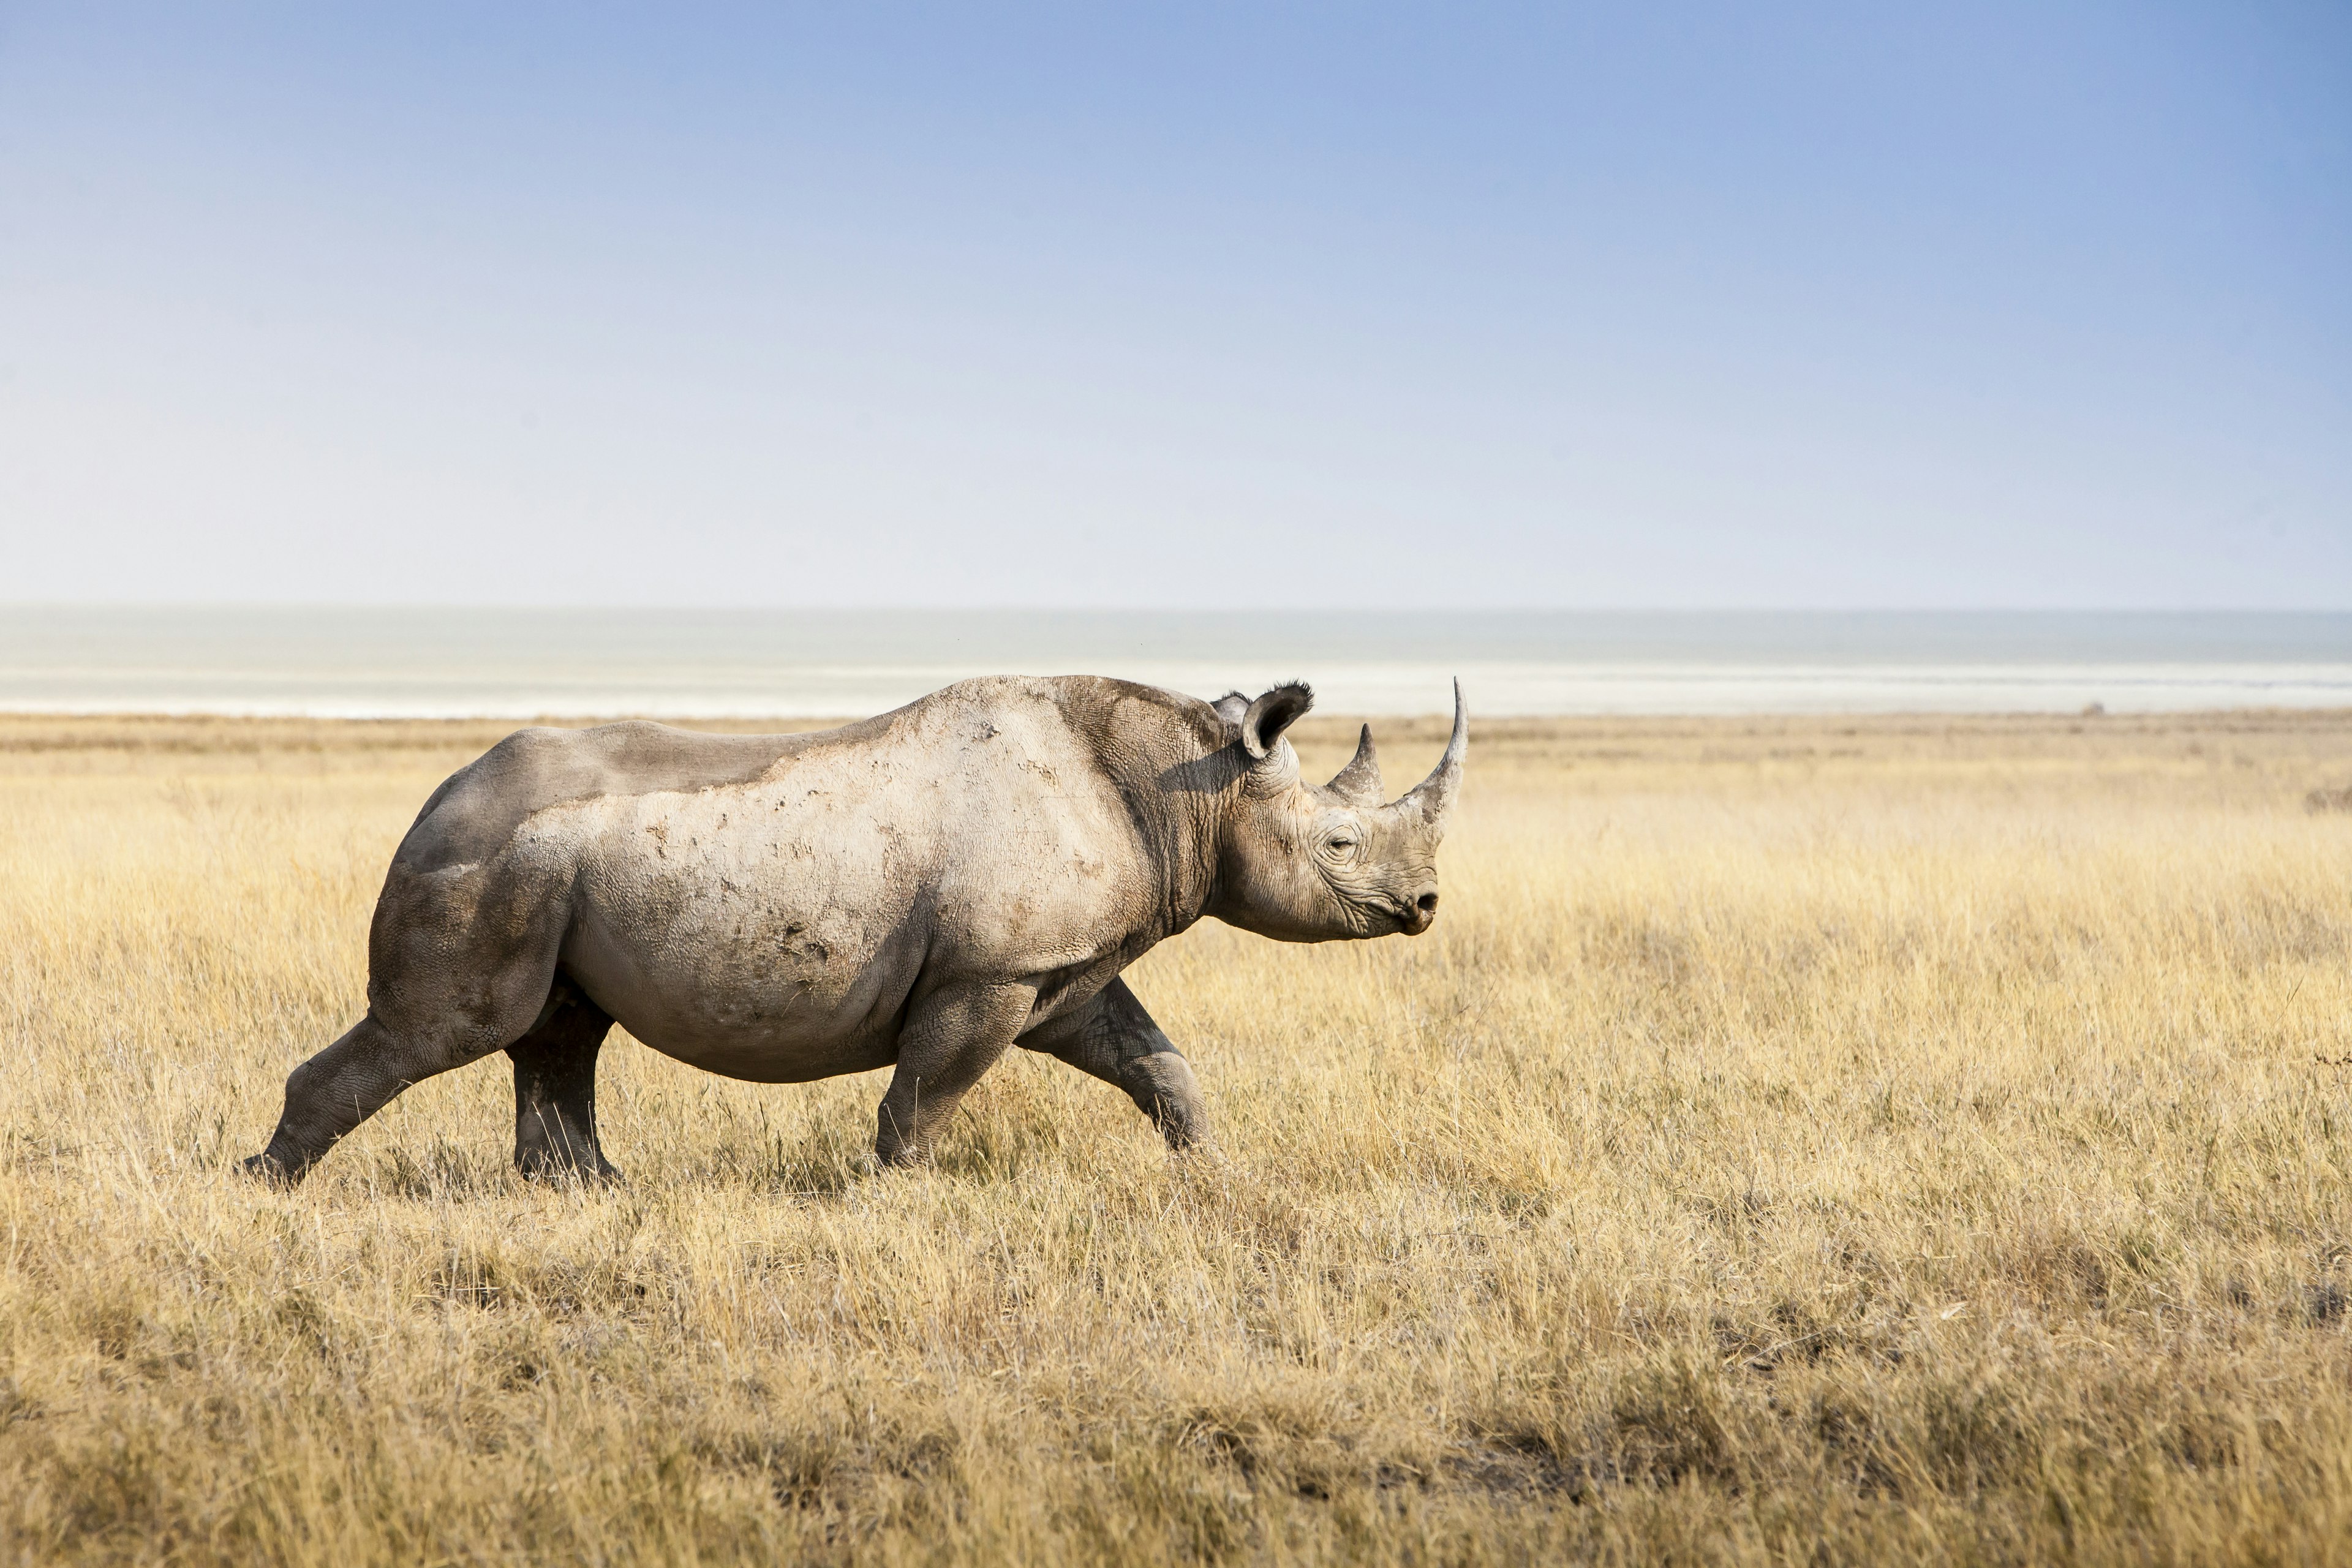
left=1325, top=880, right=1438, bottom=938
left=1380, top=894, right=1438, bottom=937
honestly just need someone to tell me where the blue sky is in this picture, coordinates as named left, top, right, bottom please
left=1, top=3, right=2346, bottom=607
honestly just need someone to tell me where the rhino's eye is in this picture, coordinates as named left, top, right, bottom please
left=1327, top=834, right=1357, bottom=854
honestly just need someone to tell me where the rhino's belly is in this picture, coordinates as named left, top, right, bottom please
left=594, top=995, right=903, bottom=1084
left=556, top=872, right=924, bottom=1085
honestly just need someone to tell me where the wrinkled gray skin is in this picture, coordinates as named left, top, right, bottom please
left=242, top=676, right=1466, bottom=1183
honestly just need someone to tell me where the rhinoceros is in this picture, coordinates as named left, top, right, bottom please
left=242, top=675, right=1465, bottom=1182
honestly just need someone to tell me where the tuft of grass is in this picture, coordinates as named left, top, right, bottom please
left=2, top=707, right=2351, bottom=1564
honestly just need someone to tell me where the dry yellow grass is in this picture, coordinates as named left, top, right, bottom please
left=4, top=707, right=2352, bottom=1566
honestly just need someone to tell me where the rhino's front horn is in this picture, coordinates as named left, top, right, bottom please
left=1390, top=679, right=1467, bottom=830
left=1325, top=725, right=1384, bottom=806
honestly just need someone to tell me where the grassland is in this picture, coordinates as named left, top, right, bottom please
left=3, top=707, right=2351, bottom=1566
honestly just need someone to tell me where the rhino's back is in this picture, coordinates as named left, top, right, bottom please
left=394, top=676, right=1223, bottom=877
left=393, top=718, right=888, bottom=875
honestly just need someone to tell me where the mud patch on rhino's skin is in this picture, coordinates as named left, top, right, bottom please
left=772, top=919, right=832, bottom=968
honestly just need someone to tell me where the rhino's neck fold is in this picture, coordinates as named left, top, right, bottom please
left=1055, top=678, right=1241, bottom=959
left=1138, top=753, right=1234, bottom=951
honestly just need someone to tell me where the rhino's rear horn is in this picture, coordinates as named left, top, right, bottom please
left=1325, top=725, right=1383, bottom=806
left=1389, top=679, right=1467, bottom=830
left=1240, top=682, right=1314, bottom=761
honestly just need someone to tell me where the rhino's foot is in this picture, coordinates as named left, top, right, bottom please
left=238, top=1151, right=304, bottom=1188
left=870, top=1135, right=935, bottom=1172
left=1168, top=1147, right=1231, bottom=1182
left=1152, top=1109, right=1214, bottom=1153
left=515, top=1149, right=625, bottom=1186
left=1120, top=1052, right=1210, bottom=1153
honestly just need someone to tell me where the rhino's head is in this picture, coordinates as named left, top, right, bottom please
left=1207, top=679, right=1466, bottom=943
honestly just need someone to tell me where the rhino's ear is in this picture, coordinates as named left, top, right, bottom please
left=1210, top=691, right=1252, bottom=727
left=1240, top=681, right=1314, bottom=761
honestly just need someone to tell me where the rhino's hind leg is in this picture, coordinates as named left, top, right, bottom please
left=243, top=861, right=573, bottom=1186
left=241, top=1012, right=466, bottom=1184
left=1020, top=976, right=1210, bottom=1151
left=509, top=979, right=621, bottom=1183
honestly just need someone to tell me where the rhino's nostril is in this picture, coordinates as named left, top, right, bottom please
left=1415, top=892, right=1439, bottom=914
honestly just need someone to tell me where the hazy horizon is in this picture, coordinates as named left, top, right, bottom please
left=7, top=605, right=2345, bottom=718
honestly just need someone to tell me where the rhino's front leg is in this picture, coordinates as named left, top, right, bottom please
left=1019, top=976, right=1210, bottom=1151
left=874, top=981, right=1036, bottom=1167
